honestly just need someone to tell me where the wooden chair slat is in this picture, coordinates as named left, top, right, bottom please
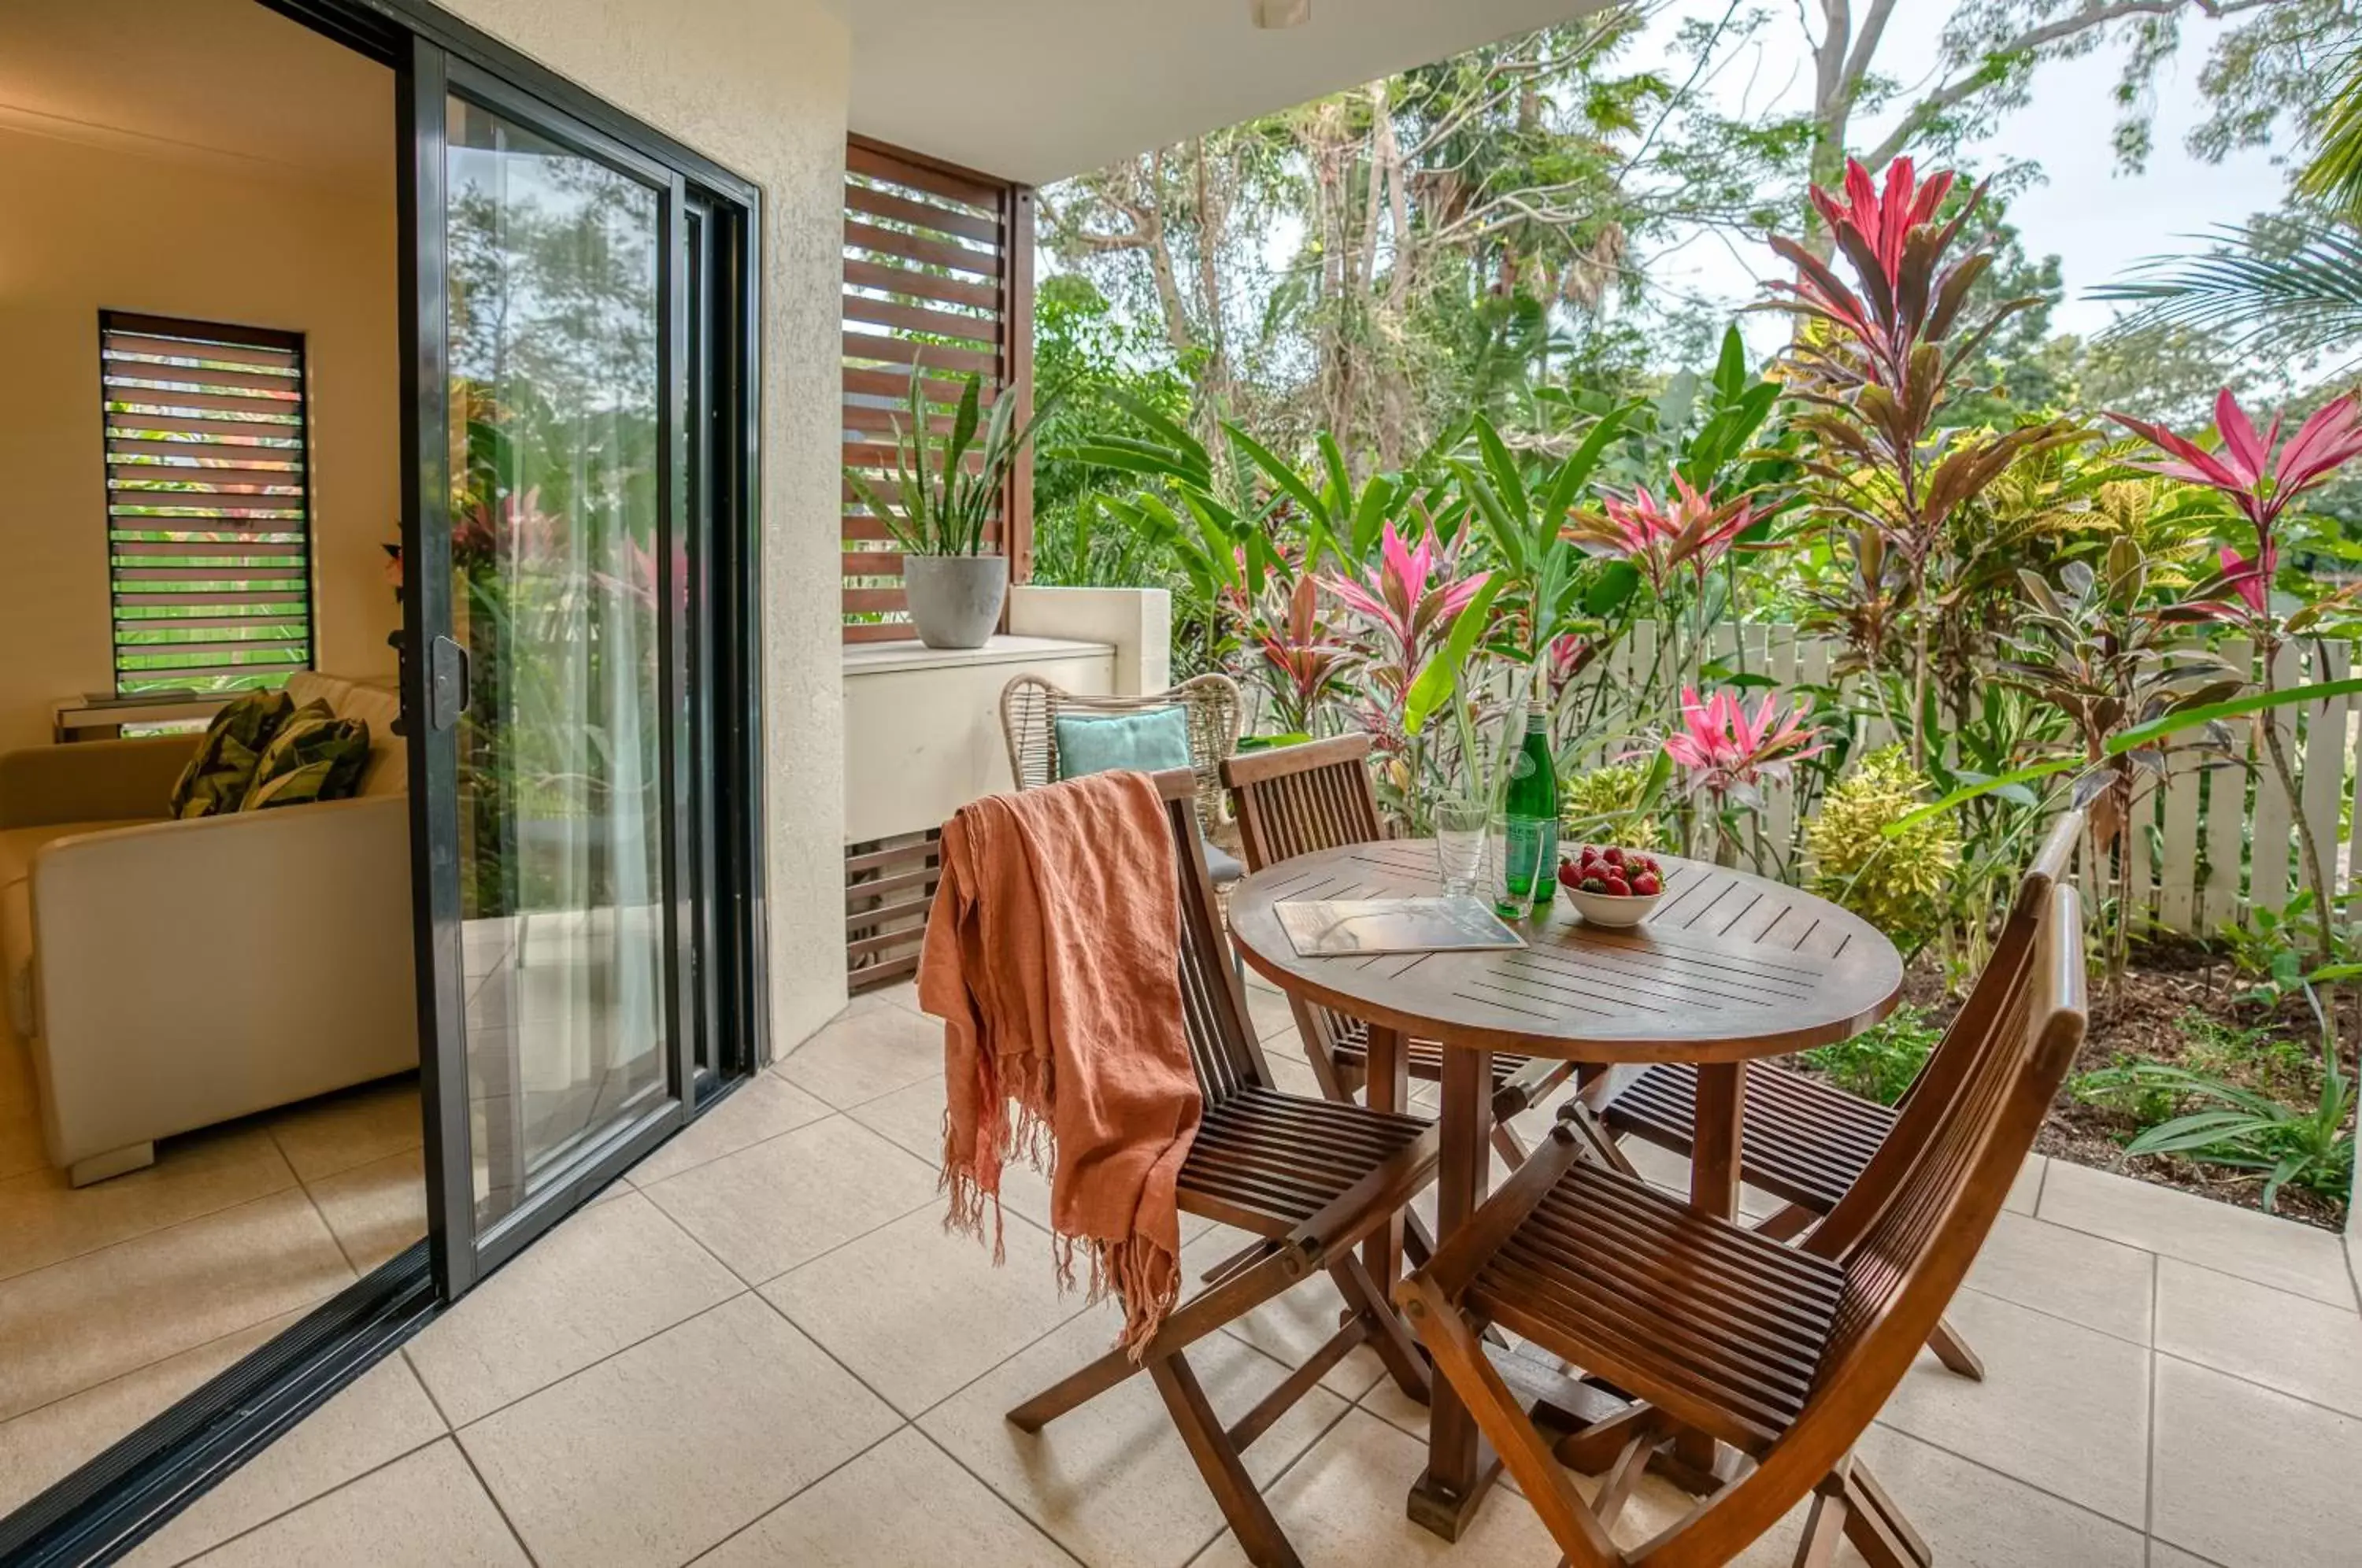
left=1487, top=1233, right=1828, bottom=1399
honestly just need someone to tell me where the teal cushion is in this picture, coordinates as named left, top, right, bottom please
left=1054, top=707, right=1192, bottom=780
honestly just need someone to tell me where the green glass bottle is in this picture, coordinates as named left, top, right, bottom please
left=1500, top=700, right=1560, bottom=914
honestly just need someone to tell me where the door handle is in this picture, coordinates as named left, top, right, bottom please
left=429, top=634, right=472, bottom=732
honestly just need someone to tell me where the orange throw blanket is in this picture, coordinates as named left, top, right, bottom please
left=918, top=771, right=1203, bottom=1353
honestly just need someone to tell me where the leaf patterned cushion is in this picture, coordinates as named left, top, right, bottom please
left=168, top=689, right=294, bottom=819
left=240, top=701, right=373, bottom=812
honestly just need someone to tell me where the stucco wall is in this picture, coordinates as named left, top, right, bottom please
left=0, top=124, right=401, bottom=754
left=433, top=0, right=853, bottom=1052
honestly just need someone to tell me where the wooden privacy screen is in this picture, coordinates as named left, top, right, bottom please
left=846, top=830, right=940, bottom=992
left=842, top=135, right=1035, bottom=643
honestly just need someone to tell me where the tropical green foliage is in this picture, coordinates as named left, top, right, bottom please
left=1012, top=6, right=2362, bottom=1217
left=1560, top=762, right=1668, bottom=851
left=2075, top=1052, right=2356, bottom=1211
left=842, top=368, right=1060, bottom=557
left=1803, top=1007, right=1942, bottom=1108
left=1806, top=747, right=1960, bottom=960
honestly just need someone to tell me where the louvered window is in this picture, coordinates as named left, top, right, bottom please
left=101, top=311, right=313, bottom=693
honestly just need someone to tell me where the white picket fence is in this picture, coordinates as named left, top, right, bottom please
left=1574, top=624, right=2359, bottom=939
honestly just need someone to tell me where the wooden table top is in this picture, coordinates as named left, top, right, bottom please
left=1228, top=838, right=1904, bottom=1064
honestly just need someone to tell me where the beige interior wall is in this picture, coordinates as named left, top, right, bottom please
left=0, top=122, right=400, bottom=756
left=435, top=0, right=854, bottom=1048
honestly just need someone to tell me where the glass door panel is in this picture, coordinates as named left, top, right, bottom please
left=443, top=92, right=677, bottom=1229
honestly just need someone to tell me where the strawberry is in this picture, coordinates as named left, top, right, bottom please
left=1601, top=847, right=1624, bottom=867
left=1579, top=875, right=1609, bottom=893
left=1631, top=872, right=1660, bottom=897
left=1603, top=874, right=1631, bottom=897
left=1557, top=859, right=1580, bottom=888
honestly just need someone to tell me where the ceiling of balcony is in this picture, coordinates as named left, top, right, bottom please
left=0, top=0, right=387, bottom=185
left=828, top=0, right=1610, bottom=187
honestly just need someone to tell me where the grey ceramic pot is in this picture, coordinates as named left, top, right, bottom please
left=902, top=553, right=1009, bottom=649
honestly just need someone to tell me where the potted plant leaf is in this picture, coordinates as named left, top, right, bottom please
left=843, top=364, right=1057, bottom=649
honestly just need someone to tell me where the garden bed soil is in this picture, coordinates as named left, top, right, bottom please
left=1797, top=937, right=2352, bottom=1233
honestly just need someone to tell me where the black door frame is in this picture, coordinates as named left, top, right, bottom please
left=410, top=43, right=715, bottom=1294
left=376, top=0, right=776, bottom=1300
left=0, top=0, right=768, bottom=1558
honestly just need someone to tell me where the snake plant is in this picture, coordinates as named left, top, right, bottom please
left=843, top=364, right=1057, bottom=557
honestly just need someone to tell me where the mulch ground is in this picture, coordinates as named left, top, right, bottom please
left=1844, top=938, right=2353, bottom=1232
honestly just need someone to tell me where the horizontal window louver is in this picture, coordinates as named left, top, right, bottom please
left=101, top=311, right=313, bottom=694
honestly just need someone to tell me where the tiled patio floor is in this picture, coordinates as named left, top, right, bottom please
left=115, top=980, right=2362, bottom=1568
left=0, top=1034, right=425, bottom=1518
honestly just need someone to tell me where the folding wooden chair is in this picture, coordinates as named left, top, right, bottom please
left=1571, top=810, right=2082, bottom=1381
left=1004, top=767, right=1439, bottom=1568
left=1220, top=735, right=1573, bottom=1166
left=1398, top=880, right=2089, bottom=1568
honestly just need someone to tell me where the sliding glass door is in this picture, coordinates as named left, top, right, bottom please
left=404, top=43, right=708, bottom=1292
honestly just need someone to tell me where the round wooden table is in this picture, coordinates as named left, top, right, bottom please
left=1227, top=836, right=1904, bottom=1539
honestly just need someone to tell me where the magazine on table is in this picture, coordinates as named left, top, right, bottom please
left=1275, top=897, right=1526, bottom=958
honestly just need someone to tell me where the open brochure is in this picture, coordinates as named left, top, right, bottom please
left=1275, top=897, right=1526, bottom=958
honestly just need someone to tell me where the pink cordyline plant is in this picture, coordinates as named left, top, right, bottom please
left=2213, top=542, right=2275, bottom=622
left=1663, top=686, right=1823, bottom=797
left=1547, top=631, right=1594, bottom=692
left=1766, top=154, right=2073, bottom=771
left=2109, top=390, right=2362, bottom=541
left=453, top=486, right=565, bottom=571
left=2110, top=392, right=2362, bottom=638
left=2109, top=390, right=2362, bottom=982
left=1564, top=472, right=1757, bottom=597
left=1254, top=575, right=1351, bottom=734
left=1319, top=521, right=1491, bottom=701
left=1770, top=157, right=1961, bottom=390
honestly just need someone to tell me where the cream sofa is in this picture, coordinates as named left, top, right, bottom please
left=0, top=674, right=416, bottom=1185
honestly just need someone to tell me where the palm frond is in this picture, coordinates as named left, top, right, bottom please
left=2297, top=37, right=2362, bottom=223
left=2091, top=220, right=2362, bottom=362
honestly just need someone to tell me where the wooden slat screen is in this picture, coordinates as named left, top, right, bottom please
left=842, top=136, right=1035, bottom=643
left=101, top=311, right=313, bottom=692
left=846, top=830, right=941, bottom=990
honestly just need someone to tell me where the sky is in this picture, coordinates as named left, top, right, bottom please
left=1631, top=0, right=2294, bottom=340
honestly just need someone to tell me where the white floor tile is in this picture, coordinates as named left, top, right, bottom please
left=639, top=1114, right=942, bottom=1285
left=923, top=1307, right=1349, bottom=1568
left=458, top=1294, right=899, bottom=1568
left=694, top=1427, right=1066, bottom=1566
left=402, top=1191, right=739, bottom=1426
left=128, top=1355, right=446, bottom=1566
left=179, top=1440, right=526, bottom=1568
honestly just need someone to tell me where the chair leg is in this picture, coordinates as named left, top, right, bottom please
left=1925, top=1314, right=1986, bottom=1381
left=1553, top=1103, right=1638, bottom=1178
left=1007, top=1247, right=1299, bottom=1431
left=1329, top=1254, right=1428, bottom=1404
left=1791, top=1476, right=1849, bottom=1568
left=1399, top=1275, right=1618, bottom=1566
left=1152, top=1354, right=1303, bottom=1568
left=1555, top=1400, right=1657, bottom=1474
left=1490, top=1118, right=1529, bottom=1170
left=1840, top=1459, right=1932, bottom=1568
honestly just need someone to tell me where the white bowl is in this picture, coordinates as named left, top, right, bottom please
left=1562, top=886, right=1663, bottom=927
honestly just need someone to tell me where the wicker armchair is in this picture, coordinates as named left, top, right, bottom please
left=998, top=671, right=1245, bottom=880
